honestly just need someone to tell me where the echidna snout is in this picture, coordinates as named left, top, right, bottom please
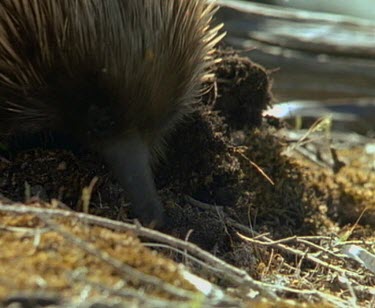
left=0, top=0, right=224, bottom=226
left=101, top=134, right=165, bottom=226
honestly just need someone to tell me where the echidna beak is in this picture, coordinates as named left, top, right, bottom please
left=101, top=132, right=165, bottom=228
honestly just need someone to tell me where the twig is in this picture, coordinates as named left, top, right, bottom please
left=2, top=293, right=62, bottom=307
left=0, top=224, right=50, bottom=234
left=71, top=276, right=184, bottom=308
left=143, top=242, right=221, bottom=273
left=236, top=150, right=275, bottom=185
left=185, top=196, right=224, bottom=212
left=258, top=283, right=349, bottom=307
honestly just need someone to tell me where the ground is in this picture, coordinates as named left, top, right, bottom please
left=0, top=48, right=374, bottom=307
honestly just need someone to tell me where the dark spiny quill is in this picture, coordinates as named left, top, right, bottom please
left=0, top=0, right=224, bottom=226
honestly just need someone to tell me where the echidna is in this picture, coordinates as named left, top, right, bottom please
left=0, top=0, right=224, bottom=226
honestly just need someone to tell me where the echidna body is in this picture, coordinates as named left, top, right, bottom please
left=0, top=0, right=223, bottom=225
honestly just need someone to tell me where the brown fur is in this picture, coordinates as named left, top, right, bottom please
left=0, top=0, right=224, bottom=225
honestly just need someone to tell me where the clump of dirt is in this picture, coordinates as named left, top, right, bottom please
left=211, top=48, right=272, bottom=129
left=296, top=147, right=375, bottom=227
